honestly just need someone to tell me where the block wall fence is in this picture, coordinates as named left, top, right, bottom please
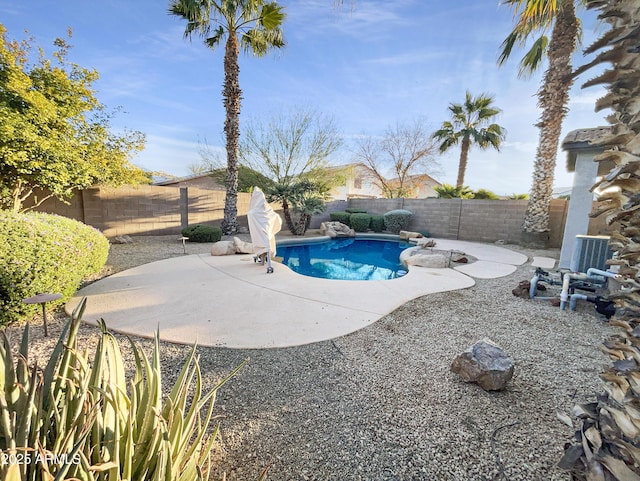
left=33, top=184, right=612, bottom=248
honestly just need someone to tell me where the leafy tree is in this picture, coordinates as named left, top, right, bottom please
left=508, top=193, right=529, bottom=200
left=432, top=91, right=505, bottom=189
left=434, top=184, right=474, bottom=199
left=210, top=165, right=275, bottom=193
left=498, top=0, right=580, bottom=245
left=354, top=119, right=439, bottom=198
left=170, top=0, right=286, bottom=235
left=239, top=107, right=343, bottom=234
left=0, top=25, right=148, bottom=213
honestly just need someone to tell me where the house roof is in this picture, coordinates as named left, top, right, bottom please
left=562, top=126, right=611, bottom=172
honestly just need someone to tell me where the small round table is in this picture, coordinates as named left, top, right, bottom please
left=22, top=293, right=62, bottom=337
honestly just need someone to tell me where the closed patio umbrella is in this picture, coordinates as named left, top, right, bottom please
left=247, top=186, right=282, bottom=273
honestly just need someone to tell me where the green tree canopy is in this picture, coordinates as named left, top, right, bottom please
left=0, top=25, right=149, bottom=212
left=432, top=91, right=505, bottom=188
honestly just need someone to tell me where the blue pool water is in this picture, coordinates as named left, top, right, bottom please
left=277, top=238, right=412, bottom=280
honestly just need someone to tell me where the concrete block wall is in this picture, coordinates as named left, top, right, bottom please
left=318, top=197, right=569, bottom=248
left=83, top=185, right=182, bottom=237
left=310, top=200, right=348, bottom=228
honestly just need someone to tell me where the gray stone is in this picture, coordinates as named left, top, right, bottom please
left=233, top=237, right=254, bottom=254
left=399, top=230, right=423, bottom=240
left=400, top=247, right=448, bottom=268
left=451, top=339, right=514, bottom=391
left=210, top=241, right=237, bottom=256
left=111, top=235, right=134, bottom=244
left=320, top=221, right=355, bottom=238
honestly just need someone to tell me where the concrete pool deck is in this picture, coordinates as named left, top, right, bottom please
left=66, top=238, right=530, bottom=349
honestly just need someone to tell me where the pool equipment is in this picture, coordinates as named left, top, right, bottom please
left=529, top=267, right=617, bottom=318
left=247, top=187, right=282, bottom=274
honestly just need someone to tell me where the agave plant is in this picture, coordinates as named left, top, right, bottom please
left=0, top=298, right=245, bottom=481
left=559, top=0, right=640, bottom=479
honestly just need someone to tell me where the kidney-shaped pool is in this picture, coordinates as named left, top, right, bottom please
left=276, top=237, right=412, bottom=281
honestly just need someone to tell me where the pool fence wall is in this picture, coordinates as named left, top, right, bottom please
left=27, top=184, right=618, bottom=248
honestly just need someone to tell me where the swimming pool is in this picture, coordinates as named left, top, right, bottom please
left=277, top=237, right=412, bottom=280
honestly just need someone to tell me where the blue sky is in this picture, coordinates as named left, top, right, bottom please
left=1, top=0, right=607, bottom=195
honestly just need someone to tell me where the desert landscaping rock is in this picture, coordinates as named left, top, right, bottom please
left=319, top=221, right=355, bottom=238
left=451, top=338, right=515, bottom=391
left=232, top=236, right=254, bottom=254
left=400, top=246, right=448, bottom=268
left=210, top=240, right=237, bottom=256
left=12, top=234, right=616, bottom=480
left=399, top=230, right=423, bottom=240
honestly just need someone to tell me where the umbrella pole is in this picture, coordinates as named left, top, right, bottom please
left=266, top=252, right=274, bottom=274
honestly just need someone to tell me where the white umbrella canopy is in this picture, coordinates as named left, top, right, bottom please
left=247, top=187, right=283, bottom=257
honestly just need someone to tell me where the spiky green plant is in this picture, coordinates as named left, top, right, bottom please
left=0, top=298, right=245, bottom=481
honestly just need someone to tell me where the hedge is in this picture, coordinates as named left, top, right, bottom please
left=0, top=211, right=109, bottom=325
left=350, top=213, right=371, bottom=232
left=370, top=215, right=385, bottom=232
left=181, top=224, right=222, bottom=243
left=383, top=209, right=413, bottom=234
left=329, top=211, right=351, bottom=226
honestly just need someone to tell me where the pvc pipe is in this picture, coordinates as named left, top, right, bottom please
left=570, top=294, right=589, bottom=311
left=586, top=268, right=620, bottom=280
left=529, top=275, right=540, bottom=299
left=560, top=273, right=571, bottom=310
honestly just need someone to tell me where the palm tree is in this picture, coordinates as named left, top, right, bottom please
left=558, top=0, right=640, bottom=477
left=169, top=0, right=285, bottom=235
left=498, top=0, right=580, bottom=246
left=432, top=92, right=505, bottom=188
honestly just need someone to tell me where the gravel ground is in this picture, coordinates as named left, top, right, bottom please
left=8, top=235, right=615, bottom=481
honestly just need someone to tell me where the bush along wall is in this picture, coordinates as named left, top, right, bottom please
left=181, top=224, right=222, bottom=243
left=0, top=211, right=109, bottom=326
left=329, top=211, right=352, bottom=226
left=370, top=215, right=385, bottom=232
left=383, top=209, right=413, bottom=234
left=350, top=213, right=372, bottom=232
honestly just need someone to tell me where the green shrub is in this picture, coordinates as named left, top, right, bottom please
left=350, top=213, right=371, bottom=232
left=181, top=224, right=222, bottom=243
left=383, top=209, right=413, bottom=234
left=0, top=211, right=109, bottom=326
left=473, top=188, right=500, bottom=200
left=345, top=208, right=367, bottom=214
left=0, top=298, right=242, bottom=481
left=329, top=211, right=351, bottom=226
left=370, top=215, right=385, bottom=232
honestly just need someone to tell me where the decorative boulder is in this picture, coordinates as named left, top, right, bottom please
left=451, top=252, right=468, bottom=263
left=320, top=221, right=355, bottom=238
left=451, top=339, right=514, bottom=391
left=399, top=230, right=423, bottom=241
left=415, top=238, right=437, bottom=248
left=210, top=241, right=237, bottom=256
left=111, top=235, right=134, bottom=244
left=233, top=237, right=255, bottom=254
left=400, top=247, right=447, bottom=268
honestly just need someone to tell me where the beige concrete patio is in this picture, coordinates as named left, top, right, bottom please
left=66, top=238, right=530, bottom=349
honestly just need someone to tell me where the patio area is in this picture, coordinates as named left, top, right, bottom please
left=66, top=238, right=529, bottom=348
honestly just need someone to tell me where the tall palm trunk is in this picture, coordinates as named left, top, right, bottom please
left=221, top=33, right=241, bottom=235
left=456, top=136, right=471, bottom=188
left=521, top=1, right=578, bottom=244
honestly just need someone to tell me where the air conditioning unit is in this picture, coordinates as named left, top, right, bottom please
left=570, top=235, right=613, bottom=273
